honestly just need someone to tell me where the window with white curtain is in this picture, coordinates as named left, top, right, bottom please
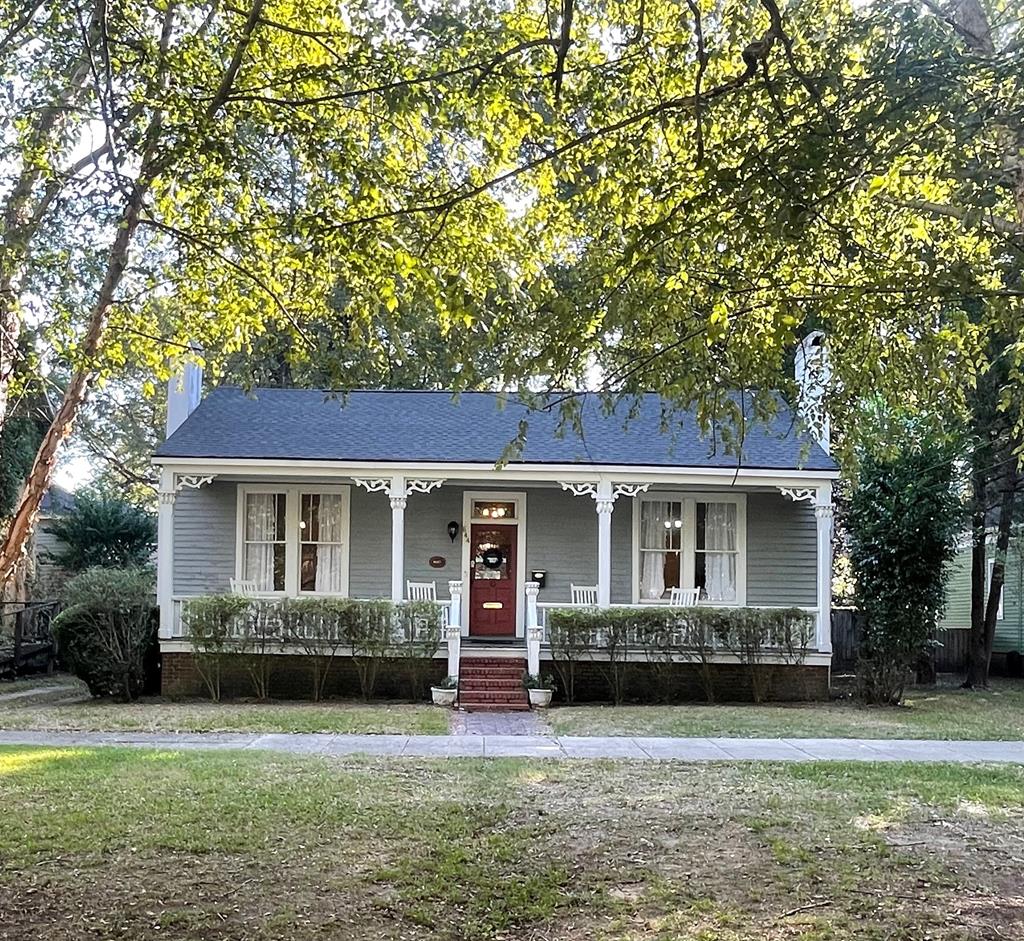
left=695, top=501, right=738, bottom=602
left=243, top=492, right=286, bottom=591
left=300, top=493, right=346, bottom=593
left=636, top=494, right=745, bottom=604
left=639, top=500, right=683, bottom=600
left=238, top=486, right=349, bottom=595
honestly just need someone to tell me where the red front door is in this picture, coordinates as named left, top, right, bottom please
left=469, top=524, right=517, bottom=636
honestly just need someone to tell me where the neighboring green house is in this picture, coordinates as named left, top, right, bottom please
left=941, top=532, right=1024, bottom=668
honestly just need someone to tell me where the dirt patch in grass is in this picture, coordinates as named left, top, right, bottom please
left=1, top=750, right=1023, bottom=940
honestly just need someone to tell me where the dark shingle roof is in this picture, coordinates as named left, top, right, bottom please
left=154, top=388, right=837, bottom=471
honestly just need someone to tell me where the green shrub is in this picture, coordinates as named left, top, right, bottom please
left=848, top=423, right=962, bottom=705
left=392, top=601, right=444, bottom=700
left=52, top=567, right=156, bottom=700
left=43, top=492, right=157, bottom=572
left=182, top=595, right=251, bottom=701
left=547, top=605, right=814, bottom=703
left=279, top=597, right=351, bottom=701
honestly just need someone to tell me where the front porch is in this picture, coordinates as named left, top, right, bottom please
left=155, top=463, right=835, bottom=700
left=157, top=462, right=831, bottom=647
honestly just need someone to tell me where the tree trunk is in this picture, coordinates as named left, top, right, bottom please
left=0, top=0, right=266, bottom=588
left=964, top=463, right=988, bottom=686
left=964, top=448, right=1021, bottom=688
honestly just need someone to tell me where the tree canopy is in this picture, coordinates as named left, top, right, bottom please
left=2, top=0, right=1022, bottom=583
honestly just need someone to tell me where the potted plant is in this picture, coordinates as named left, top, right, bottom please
left=431, top=675, right=458, bottom=706
left=522, top=672, right=556, bottom=707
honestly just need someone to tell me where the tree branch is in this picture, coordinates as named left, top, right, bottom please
left=326, top=30, right=777, bottom=231
left=894, top=197, right=1022, bottom=235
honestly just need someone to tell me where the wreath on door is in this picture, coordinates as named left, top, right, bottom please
left=481, top=547, right=504, bottom=569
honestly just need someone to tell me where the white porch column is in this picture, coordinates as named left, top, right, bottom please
left=157, top=468, right=175, bottom=639
left=595, top=480, right=614, bottom=608
left=525, top=581, right=541, bottom=675
left=814, top=482, right=834, bottom=653
left=389, top=474, right=406, bottom=603
left=446, top=581, right=464, bottom=678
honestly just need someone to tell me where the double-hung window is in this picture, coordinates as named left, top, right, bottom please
left=238, top=486, right=350, bottom=595
left=242, top=492, right=286, bottom=591
left=636, top=494, right=745, bottom=604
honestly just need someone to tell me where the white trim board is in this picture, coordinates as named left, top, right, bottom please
left=153, top=456, right=840, bottom=484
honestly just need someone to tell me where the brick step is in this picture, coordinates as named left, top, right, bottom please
left=460, top=657, right=526, bottom=666
left=462, top=704, right=532, bottom=712
left=458, top=690, right=529, bottom=704
left=459, top=677, right=523, bottom=690
left=459, top=668, right=524, bottom=678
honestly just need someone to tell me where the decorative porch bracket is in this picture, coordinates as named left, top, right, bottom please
left=778, top=484, right=834, bottom=653
left=353, top=476, right=447, bottom=601
left=559, top=480, right=652, bottom=606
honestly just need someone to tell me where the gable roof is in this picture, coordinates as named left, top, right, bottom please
left=154, top=387, right=837, bottom=472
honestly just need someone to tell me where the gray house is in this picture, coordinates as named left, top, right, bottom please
left=154, top=358, right=839, bottom=702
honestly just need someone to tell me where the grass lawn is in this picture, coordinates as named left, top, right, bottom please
left=0, top=687, right=449, bottom=735
left=1, top=747, right=1022, bottom=940
left=548, top=679, right=1024, bottom=740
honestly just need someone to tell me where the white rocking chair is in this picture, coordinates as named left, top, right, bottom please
left=668, top=587, right=700, bottom=607
left=570, top=584, right=598, bottom=606
left=406, top=580, right=438, bottom=602
left=230, top=578, right=258, bottom=597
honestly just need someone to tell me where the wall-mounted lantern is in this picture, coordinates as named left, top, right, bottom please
left=447, top=520, right=459, bottom=543
left=531, top=570, right=547, bottom=589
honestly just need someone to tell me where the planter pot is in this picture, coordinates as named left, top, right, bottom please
left=527, top=688, right=553, bottom=708
left=431, top=686, right=458, bottom=707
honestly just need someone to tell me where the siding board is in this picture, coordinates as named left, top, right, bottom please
left=746, top=493, right=817, bottom=607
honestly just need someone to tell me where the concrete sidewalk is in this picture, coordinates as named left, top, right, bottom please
left=1, top=730, right=1023, bottom=762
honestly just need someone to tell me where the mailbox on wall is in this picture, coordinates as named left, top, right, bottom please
left=530, top=570, right=547, bottom=589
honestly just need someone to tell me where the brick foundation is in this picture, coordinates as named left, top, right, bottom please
left=161, top=651, right=447, bottom=700
left=162, top=650, right=828, bottom=702
left=540, top=658, right=830, bottom=703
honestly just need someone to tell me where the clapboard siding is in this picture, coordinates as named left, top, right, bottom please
left=942, top=540, right=1024, bottom=654
left=523, top=487, right=632, bottom=604
left=172, top=481, right=236, bottom=594
left=348, top=487, right=391, bottom=598
left=402, top=486, right=464, bottom=592
left=172, top=482, right=815, bottom=609
left=746, top=493, right=817, bottom=607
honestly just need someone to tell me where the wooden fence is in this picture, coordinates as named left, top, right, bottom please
left=831, top=607, right=970, bottom=675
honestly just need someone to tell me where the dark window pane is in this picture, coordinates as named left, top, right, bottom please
left=664, top=552, right=681, bottom=590
left=302, top=493, right=320, bottom=542
left=273, top=543, right=286, bottom=591
left=696, top=502, right=706, bottom=551
left=695, top=552, right=706, bottom=593
left=274, top=494, right=286, bottom=538
left=300, top=543, right=317, bottom=592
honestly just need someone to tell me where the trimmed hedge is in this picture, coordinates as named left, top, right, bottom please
left=547, top=606, right=814, bottom=704
left=181, top=596, right=445, bottom=701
